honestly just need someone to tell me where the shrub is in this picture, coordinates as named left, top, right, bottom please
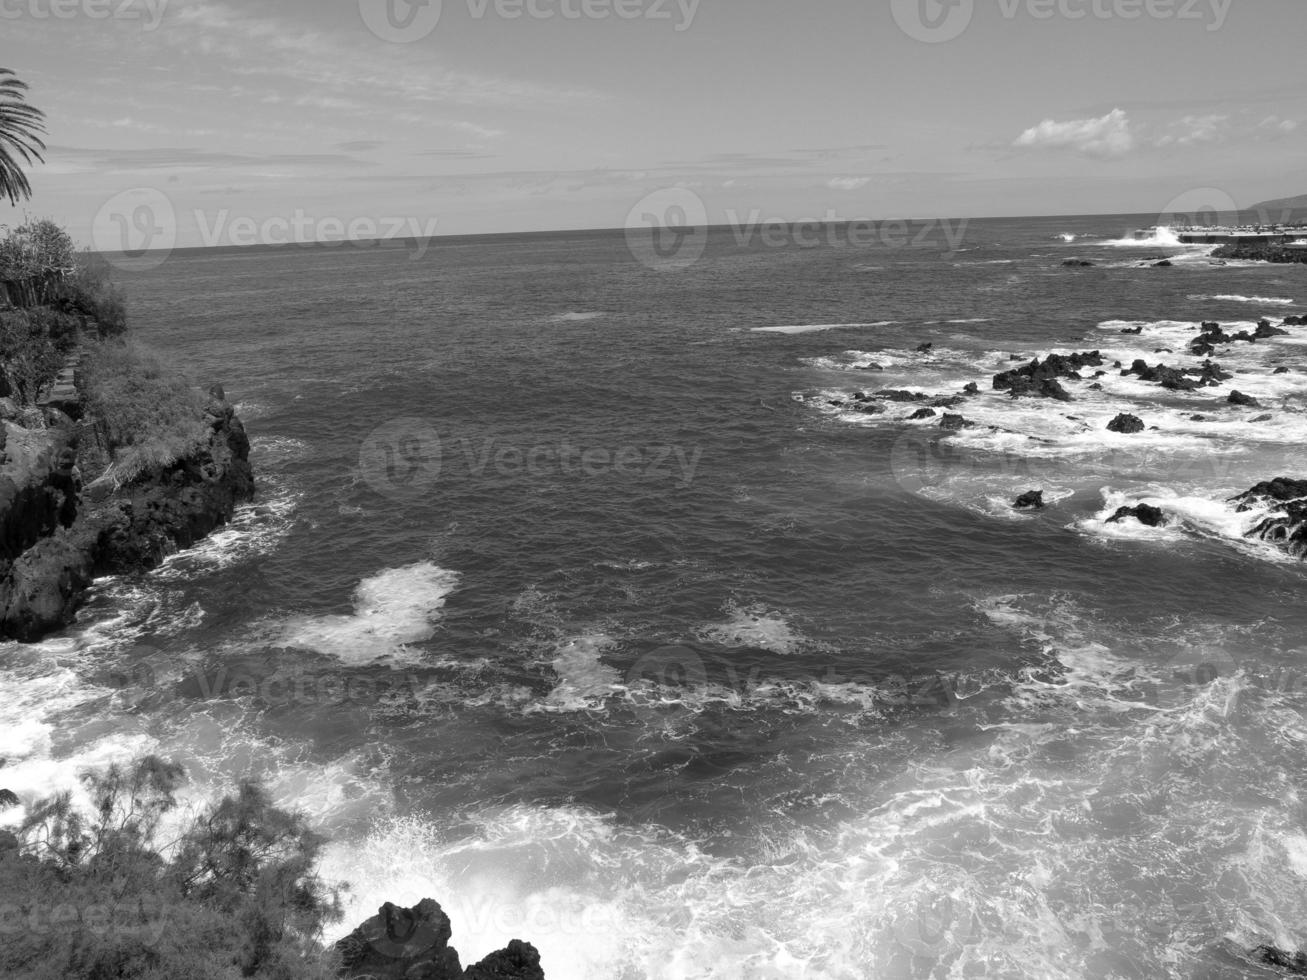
left=77, top=339, right=211, bottom=485
left=0, top=219, right=75, bottom=304
left=1, top=758, right=343, bottom=980
left=55, top=249, right=128, bottom=337
left=0, top=308, right=65, bottom=406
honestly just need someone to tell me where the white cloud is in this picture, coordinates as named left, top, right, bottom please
left=827, top=176, right=872, bottom=190
left=1159, top=114, right=1229, bottom=146
left=1013, top=108, right=1134, bottom=158
left=1260, top=115, right=1300, bottom=134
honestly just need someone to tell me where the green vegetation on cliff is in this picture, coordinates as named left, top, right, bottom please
left=78, top=339, right=213, bottom=487
left=1, top=758, right=344, bottom=980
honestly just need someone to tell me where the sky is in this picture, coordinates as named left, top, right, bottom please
left=2, top=0, right=1306, bottom=248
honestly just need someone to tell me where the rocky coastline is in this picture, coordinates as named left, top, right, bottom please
left=0, top=381, right=254, bottom=640
left=1211, top=242, right=1307, bottom=264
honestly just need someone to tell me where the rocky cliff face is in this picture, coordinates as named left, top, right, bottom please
left=0, top=388, right=253, bottom=641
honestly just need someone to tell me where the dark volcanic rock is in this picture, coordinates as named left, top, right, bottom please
left=1013, top=490, right=1045, bottom=510
left=940, top=414, right=974, bottom=431
left=1285, top=315, right=1307, bottom=326
left=915, top=343, right=934, bottom=354
left=1108, top=504, right=1166, bottom=528
left=1107, top=413, right=1145, bottom=434
left=1063, top=259, right=1094, bottom=267
left=962, top=382, right=980, bottom=395
left=993, top=352, right=1102, bottom=401
left=1256, top=318, right=1289, bottom=339
left=876, top=390, right=930, bottom=403
left=1119, top=325, right=1143, bottom=335
left=854, top=363, right=884, bottom=371
left=1231, top=478, right=1307, bottom=558
left=1123, top=358, right=1230, bottom=390
left=336, top=900, right=544, bottom=980
left=0, top=788, right=18, bottom=809
left=1153, top=259, right=1173, bottom=267
left=0, top=392, right=254, bottom=641
left=1228, top=390, right=1261, bottom=408
left=463, top=941, right=546, bottom=980
left=337, top=900, right=462, bottom=980
left=908, top=408, right=937, bottom=420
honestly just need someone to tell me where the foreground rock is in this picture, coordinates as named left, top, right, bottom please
left=337, top=900, right=544, bottom=980
left=0, top=388, right=253, bottom=640
left=1232, top=477, right=1307, bottom=558
left=1013, top=490, right=1044, bottom=510
left=1108, top=504, right=1166, bottom=528
left=1107, top=413, right=1145, bottom=434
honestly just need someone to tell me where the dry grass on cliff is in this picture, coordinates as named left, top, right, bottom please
left=77, top=339, right=211, bottom=487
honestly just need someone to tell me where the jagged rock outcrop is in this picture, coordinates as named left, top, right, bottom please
left=1013, top=490, right=1044, bottom=510
left=1232, top=477, right=1307, bottom=557
left=993, top=352, right=1103, bottom=400
left=1108, top=504, right=1166, bottom=527
left=0, top=388, right=253, bottom=641
left=1122, top=358, right=1230, bottom=390
left=336, top=900, right=544, bottom=980
left=1107, top=414, right=1145, bottom=434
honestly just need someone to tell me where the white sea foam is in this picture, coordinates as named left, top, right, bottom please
left=535, top=633, right=622, bottom=712
left=1198, top=294, right=1296, bottom=306
left=280, top=562, right=460, bottom=664
left=318, top=595, right=1307, bottom=979
left=697, top=601, right=804, bottom=654
left=756, top=321, right=895, bottom=337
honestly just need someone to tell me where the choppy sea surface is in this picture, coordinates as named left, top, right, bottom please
left=5, top=214, right=1307, bottom=978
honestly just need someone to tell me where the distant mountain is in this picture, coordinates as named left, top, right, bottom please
left=1248, top=192, right=1307, bottom=219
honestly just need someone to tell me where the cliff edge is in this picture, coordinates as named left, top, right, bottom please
left=0, top=382, right=253, bottom=641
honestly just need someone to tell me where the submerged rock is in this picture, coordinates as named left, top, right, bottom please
left=1013, top=490, right=1045, bottom=510
left=1108, top=504, right=1166, bottom=528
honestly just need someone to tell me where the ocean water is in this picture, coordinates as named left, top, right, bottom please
left=5, top=214, right=1307, bottom=978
